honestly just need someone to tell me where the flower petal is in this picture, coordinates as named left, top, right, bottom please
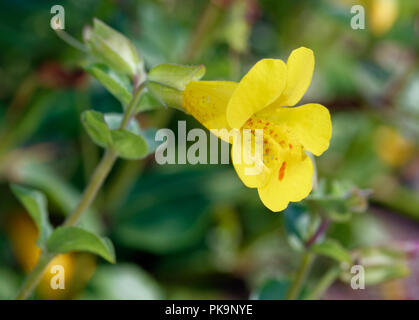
left=183, top=81, right=238, bottom=142
left=231, top=130, right=276, bottom=188
left=258, top=103, right=332, bottom=156
left=275, top=47, right=314, bottom=107
left=257, top=153, right=313, bottom=212
left=226, top=59, right=287, bottom=129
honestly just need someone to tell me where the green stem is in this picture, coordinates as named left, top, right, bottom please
left=15, top=254, right=53, bottom=300
left=55, top=30, right=86, bottom=52
left=63, top=83, right=143, bottom=226
left=63, top=149, right=118, bottom=226
left=184, top=1, right=221, bottom=62
left=305, top=267, right=340, bottom=300
left=15, top=84, right=145, bottom=300
left=286, top=251, right=315, bottom=300
left=120, top=82, right=144, bottom=128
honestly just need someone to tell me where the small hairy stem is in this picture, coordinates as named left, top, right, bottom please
left=15, top=84, right=145, bottom=300
left=120, top=82, right=144, bottom=128
left=55, top=30, right=86, bottom=52
left=305, top=218, right=329, bottom=247
left=286, top=215, right=329, bottom=300
left=305, top=267, right=340, bottom=300
left=286, top=251, right=315, bottom=300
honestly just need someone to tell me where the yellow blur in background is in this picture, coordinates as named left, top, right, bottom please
left=374, top=126, right=415, bottom=168
left=7, top=213, right=96, bottom=299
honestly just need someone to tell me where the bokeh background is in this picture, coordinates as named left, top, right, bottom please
left=0, top=0, right=418, bottom=300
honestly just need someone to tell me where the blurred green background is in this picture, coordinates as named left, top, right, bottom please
left=0, top=0, right=418, bottom=300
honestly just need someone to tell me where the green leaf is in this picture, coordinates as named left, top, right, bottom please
left=253, top=279, right=290, bottom=300
left=47, top=226, right=115, bottom=263
left=110, top=129, right=148, bottom=160
left=283, top=204, right=313, bottom=250
left=81, top=110, right=111, bottom=148
left=141, top=129, right=160, bottom=155
left=306, top=179, right=370, bottom=222
left=82, top=264, right=163, bottom=300
left=85, top=18, right=143, bottom=77
left=146, top=64, right=205, bottom=111
left=85, top=64, right=132, bottom=107
left=10, top=184, right=52, bottom=246
left=16, top=161, right=105, bottom=234
left=114, top=170, right=212, bottom=254
left=340, top=247, right=410, bottom=286
left=135, top=90, right=164, bottom=113
left=103, top=113, right=140, bottom=134
left=362, top=264, right=410, bottom=286
left=146, top=82, right=183, bottom=110
left=311, top=239, right=352, bottom=264
left=0, top=268, right=20, bottom=300
left=148, top=64, right=205, bottom=91
left=82, top=111, right=155, bottom=159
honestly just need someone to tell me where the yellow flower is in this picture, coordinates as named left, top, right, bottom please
left=183, top=47, right=332, bottom=212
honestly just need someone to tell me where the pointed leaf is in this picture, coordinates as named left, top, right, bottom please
left=141, top=128, right=160, bottom=155
left=81, top=110, right=111, bottom=148
left=85, top=64, right=133, bottom=107
left=104, top=113, right=141, bottom=134
left=47, top=226, right=115, bottom=263
left=110, top=129, right=148, bottom=160
left=86, top=18, right=142, bottom=77
left=135, top=90, right=164, bottom=113
left=10, top=184, right=52, bottom=246
left=146, top=81, right=183, bottom=110
left=146, top=64, right=205, bottom=111
left=148, top=64, right=205, bottom=91
left=311, top=239, right=352, bottom=264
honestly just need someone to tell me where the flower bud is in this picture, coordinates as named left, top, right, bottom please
left=85, top=18, right=143, bottom=78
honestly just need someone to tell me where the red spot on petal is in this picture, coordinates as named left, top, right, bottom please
left=289, top=144, right=293, bottom=149
left=278, top=162, right=286, bottom=181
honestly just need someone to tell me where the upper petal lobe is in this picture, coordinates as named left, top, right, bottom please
left=226, top=59, right=287, bottom=129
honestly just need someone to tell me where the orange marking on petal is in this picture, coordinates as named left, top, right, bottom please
left=289, top=144, right=293, bottom=149
left=278, top=162, right=287, bottom=181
